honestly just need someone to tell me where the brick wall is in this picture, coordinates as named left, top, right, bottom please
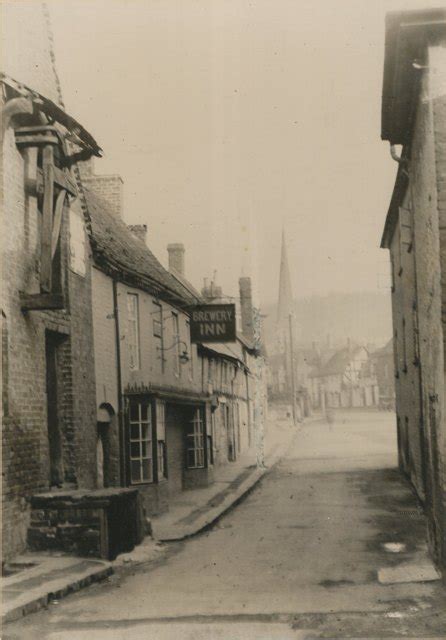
left=81, top=174, right=124, bottom=219
left=1, top=3, right=98, bottom=560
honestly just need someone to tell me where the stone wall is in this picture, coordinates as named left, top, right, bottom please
left=389, top=42, right=446, bottom=574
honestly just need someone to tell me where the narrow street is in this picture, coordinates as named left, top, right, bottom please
left=5, top=411, right=446, bottom=639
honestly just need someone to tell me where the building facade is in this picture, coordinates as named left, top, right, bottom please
left=84, top=167, right=264, bottom=517
left=309, top=345, right=379, bottom=411
left=380, top=8, right=446, bottom=575
left=1, top=4, right=102, bottom=560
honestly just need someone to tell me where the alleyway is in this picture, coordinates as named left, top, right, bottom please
left=5, top=411, right=446, bottom=639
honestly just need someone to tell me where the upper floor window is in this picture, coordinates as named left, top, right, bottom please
left=127, top=293, right=140, bottom=370
left=186, top=320, right=193, bottom=379
left=153, top=301, right=164, bottom=373
left=172, top=312, right=180, bottom=376
left=208, top=358, right=214, bottom=384
left=153, top=301, right=163, bottom=338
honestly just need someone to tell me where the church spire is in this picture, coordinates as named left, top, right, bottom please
left=277, top=228, right=293, bottom=324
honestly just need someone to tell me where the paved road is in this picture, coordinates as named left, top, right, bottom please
left=5, top=411, right=446, bottom=639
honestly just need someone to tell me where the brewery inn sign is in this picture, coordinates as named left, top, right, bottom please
left=190, top=304, right=236, bottom=343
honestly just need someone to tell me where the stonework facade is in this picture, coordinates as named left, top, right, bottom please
left=381, top=9, right=446, bottom=575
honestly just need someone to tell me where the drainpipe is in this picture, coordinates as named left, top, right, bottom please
left=231, top=364, right=239, bottom=458
left=112, top=279, right=126, bottom=486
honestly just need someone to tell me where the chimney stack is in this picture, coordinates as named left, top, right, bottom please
left=79, top=160, right=124, bottom=219
left=239, top=277, right=254, bottom=342
left=128, top=224, right=147, bottom=245
left=167, top=243, right=185, bottom=276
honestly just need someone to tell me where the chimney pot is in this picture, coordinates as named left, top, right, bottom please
left=239, top=277, right=254, bottom=342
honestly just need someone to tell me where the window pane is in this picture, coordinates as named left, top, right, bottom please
left=130, top=403, right=139, bottom=422
left=141, top=422, right=150, bottom=441
left=130, top=423, right=140, bottom=439
left=142, top=459, right=152, bottom=482
left=130, top=442, right=140, bottom=458
left=131, top=460, right=141, bottom=483
left=187, top=449, right=196, bottom=468
left=140, top=404, right=149, bottom=422
left=141, top=440, right=150, bottom=458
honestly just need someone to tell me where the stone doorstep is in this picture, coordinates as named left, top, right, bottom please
left=1, top=556, right=113, bottom=624
left=378, top=562, right=441, bottom=585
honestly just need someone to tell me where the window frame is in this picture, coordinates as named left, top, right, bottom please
left=186, top=408, right=205, bottom=469
left=128, top=400, right=153, bottom=484
left=127, top=293, right=140, bottom=371
left=153, top=301, right=165, bottom=373
left=172, top=312, right=181, bottom=377
left=156, top=400, right=167, bottom=479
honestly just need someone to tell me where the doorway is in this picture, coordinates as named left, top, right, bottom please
left=45, top=331, right=64, bottom=487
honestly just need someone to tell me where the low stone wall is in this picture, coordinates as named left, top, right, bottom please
left=28, top=488, right=145, bottom=560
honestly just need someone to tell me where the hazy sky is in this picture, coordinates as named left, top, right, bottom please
left=47, top=0, right=436, bottom=305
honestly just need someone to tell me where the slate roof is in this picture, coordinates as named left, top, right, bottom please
left=85, top=188, right=200, bottom=308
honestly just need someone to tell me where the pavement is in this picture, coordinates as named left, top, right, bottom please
left=1, top=555, right=113, bottom=624
left=4, top=410, right=446, bottom=639
left=1, top=416, right=295, bottom=627
left=151, top=416, right=295, bottom=541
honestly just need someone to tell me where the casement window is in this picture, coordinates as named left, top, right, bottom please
left=153, top=301, right=163, bottom=338
left=208, top=358, right=214, bottom=384
left=127, top=294, right=140, bottom=370
left=156, top=401, right=167, bottom=478
left=129, top=401, right=152, bottom=483
left=211, top=410, right=217, bottom=459
left=399, top=206, right=413, bottom=253
left=186, top=320, right=193, bottom=379
left=172, top=312, right=180, bottom=376
left=186, top=408, right=205, bottom=469
left=153, top=301, right=164, bottom=373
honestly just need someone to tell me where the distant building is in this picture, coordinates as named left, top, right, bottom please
left=370, top=340, right=395, bottom=410
left=309, top=344, right=379, bottom=410
left=380, top=8, right=446, bottom=576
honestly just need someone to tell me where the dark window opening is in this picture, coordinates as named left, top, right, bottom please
left=45, top=331, right=65, bottom=487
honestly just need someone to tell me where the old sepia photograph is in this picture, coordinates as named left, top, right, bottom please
left=1, top=1, right=446, bottom=638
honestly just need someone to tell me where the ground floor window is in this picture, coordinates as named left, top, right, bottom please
left=129, top=401, right=153, bottom=483
left=156, top=400, right=167, bottom=478
left=186, top=408, right=205, bottom=469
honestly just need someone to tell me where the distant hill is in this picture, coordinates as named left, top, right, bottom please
left=262, top=292, right=392, bottom=352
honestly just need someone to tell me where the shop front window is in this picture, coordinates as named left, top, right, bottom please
left=129, top=401, right=152, bottom=483
left=156, top=401, right=167, bottom=478
left=186, top=408, right=205, bottom=469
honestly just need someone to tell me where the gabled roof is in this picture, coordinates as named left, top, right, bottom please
left=314, top=346, right=365, bottom=377
left=381, top=8, right=446, bottom=144
left=85, top=188, right=199, bottom=308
